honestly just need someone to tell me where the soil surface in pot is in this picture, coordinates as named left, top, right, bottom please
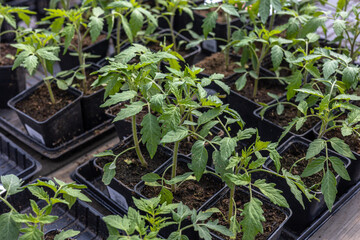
left=95, top=141, right=170, bottom=188
left=141, top=160, right=224, bottom=209
left=230, top=75, right=286, bottom=103
left=65, top=32, right=107, bottom=51
left=268, top=143, right=336, bottom=190
left=264, top=104, right=319, bottom=135
left=147, top=39, right=190, bottom=58
left=211, top=189, right=286, bottom=240
left=0, top=43, right=16, bottom=65
left=15, top=83, right=77, bottom=122
left=195, top=52, right=238, bottom=77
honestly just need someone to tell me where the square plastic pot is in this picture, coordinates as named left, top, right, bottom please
left=0, top=65, right=26, bottom=108
left=7, top=81, right=84, bottom=148
left=263, top=136, right=351, bottom=232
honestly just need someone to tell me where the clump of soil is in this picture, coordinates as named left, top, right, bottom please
left=95, top=141, right=170, bottom=188
left=195, top=52, right=238, bottom=77
left=269, top=143, right=336, bottom=190
left=211, top=189, right=286, bottom=240
left=230, top=75, right=286, bottom=103
left=15, top=83, right=76, bottom=122
left=140, top=160, right=224, bottom=209
left=0, top=43, right=16, bottom=65
left=264, top=104, right=319, bottom=135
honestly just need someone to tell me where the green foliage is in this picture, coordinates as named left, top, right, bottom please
left=0, top=4, right=35, bottom=30
left=0, top=175, right=89, bottom=240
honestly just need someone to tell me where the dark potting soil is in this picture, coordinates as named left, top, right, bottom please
left=15, top=84, right=77, bottom=122
left=66, top=33, right=107, bottom=51
left=0, top=43, right=16, bottom=65
left=211, top=189, right=286, bottom=240
left=325, top=128, right=360, bottom=155
left=147, top=39, right=190, bottom=58
left=264, top=104, right=319, bottom=135
left=141, top=161, right=224, bottom=209
left=95, top=142, right=170, bottom=188
left=195, top=52, right=238, bottom=77
left=269, top=143, right=335, bottom=190
left=195, top=8, right=236, bottom=23
left=230, top=75, right=286, bottom=103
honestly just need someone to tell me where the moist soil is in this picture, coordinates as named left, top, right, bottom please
left=269, top=143, right=336, bottom=190
left=65, top=32, right=106, bottom=51
left=211, top=189, right=286, bottom=240
left=264, top=104, right=319, bottom=135
left=15, top=83, right=76, bottom=122
left=230, top=75, right=286, bottom=103
left=140, top=160, right=224, bottom=209
left=95, top=141, right=170, bottom=188
left=195, top=8, right=236, bottom=23
left=147, top=39, right=190, bottom=58
left=195, top=52, right=238, bottom=77
left=0, top=43, right=16, bottom=65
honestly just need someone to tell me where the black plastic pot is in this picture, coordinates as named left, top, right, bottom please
left=0, top=132, right=40, bottom=182
left=192, top=0, right=242, bottom=53
left=145, top=29, right=201, bottom=68
left=59, top=32, right=110, bottom=70
left=105, top=106, right=133, bottom=141
left=0, top=64, right=26, bottom=108
left=198, top=186, right=292, bottom=240
left=70, top=63, right=108, bottom=130
left=253, top=96, right=318, bottom=142
left=263, top=136, right=351, bottom=233
left=92, top=138, right=172, bottom=210
left=313, top=122, right=360, bottom=187
left=0, top=178, right=109, bottom=240
left=7, top=81, right=84, bottom=148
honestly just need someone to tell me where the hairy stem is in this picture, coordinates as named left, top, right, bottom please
left=40, top=59, right=56, bottom=104
left=171, top=141, right=180, bottom=192
left=132, top=115, right=147, bottom=167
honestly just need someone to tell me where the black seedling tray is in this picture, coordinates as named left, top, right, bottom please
left=0, top=74, right=114, bottom=160
left=72, top=159, right=360, bottom=239
left=0, top=178, right=109, bottom=240
left=0, top=132, right=40, bottom=182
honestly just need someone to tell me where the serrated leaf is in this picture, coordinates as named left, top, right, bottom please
left=235, top=74, right=247, bottom=91
left=202, top=11, right=218, bottom=39
left=240, top=197, right=265, bottom=240
left=306, top=139, right=326, bottom=159
left=189, top=140, right=208, bottom=181
left=220, top=137, right=237, bottom=159
left=342, top=67, right=358, bottom=88
left=329, top=137, right=356, bottom=160
left=253, top=179, right=289, bottom=208
left=0, top=212, right=20, bottom=240
left=321, top=170, right=337, bottom=211
left=0, top=175, right=23, bottom=196
left=36, top=48, right=60, bottom=61
left=220, top=4, right=240, bottom=17
left=224, top=173, right=250, bottom=186
left=329, top=156, right=350, bottom=181
left=301, top=156, right=326, bottom=177
left=160, top=126, right=188, bottom=144
left=23, top=55, right=38, bottom=74
left=323, top=60, right=338, bottom=79
left=333, top=19, right=345, bottom=36
left=54, top=230, right=80, bottom=240
left=101, top=90, right=137, bottom=107
left=141, top=113, right=161, bottom=158
left=271, top=45, right=283, bottom=69
left=283, top=170, right=305, bottom=208
left=259, top=0, right=270, bottom=24
left=113, top=101, right=145, bottom=122
left=295, top=88, right=324, bottom=98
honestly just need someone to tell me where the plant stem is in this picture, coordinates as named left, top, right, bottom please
left=225, top=12, right=231, bottom=70
left=171, top=141, right=180, bottom=192
left=0, top=196, right=18, bottom=213
left=76, top=28, right=87, bottom=94
left=227, top=186, right=235, bottom=223
left=40, top=59, right=56, bottom=104
left=132, top=115, right=147, bottom=167
left=170, top=13, right=177, bottom=51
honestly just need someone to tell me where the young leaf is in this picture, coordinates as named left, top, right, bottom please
left=240, top=197, right=265, bottom=240
left=141, top=113, right=161, bottom=159
left=54, top=230, right=80, bottom=240
left=220, top=4, right=240, bottom=17
left=259, top=0, right=270, bottom=24
left=271, top=45, right=283, bottom=69
left=329, top=156, right=350, bottom=181
left=220, top=137, right=237, bottom=159
left=253, top=179, right=289, bottom=208
left=189, top=140, right=208, bottom=181
left=329, top=137, right=356, bottom=160
left=301, top=156, right=326, bottom=177
left=0, top=175, right=23, bottom=196
left=306, top=139, right=326, bottom=159
left=113, top=101, right=145, bottom=122
left=202, top=11, right=218, bottom=39
left=0, top=212, right=20, bottom=240
left=323, top=60, right=338, bottom=79
left=321, top=170, right=337, bottom=211
left=160, top=126, right=188, bottom=143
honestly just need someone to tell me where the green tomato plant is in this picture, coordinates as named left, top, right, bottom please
left=0, top=174, right=91, bottom=240
left=11, top=29, right=61, bottom=104
left=42, top=6, right=106, bottom=94
left=105, top=0, right=158, bottom=54
left=103, top=195, right=233, bottom=240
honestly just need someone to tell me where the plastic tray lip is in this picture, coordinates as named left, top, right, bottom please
left=0, top=110, right=114, bottom=159
left=0, top=132, right=41, bottom=181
